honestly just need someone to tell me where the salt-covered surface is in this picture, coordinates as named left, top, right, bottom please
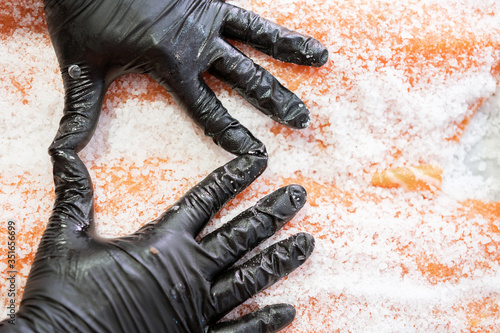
left=1, top=0, right=500, bottom=331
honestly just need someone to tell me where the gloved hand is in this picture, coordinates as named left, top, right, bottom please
left=0, top=149, right=314, bottom=332
left=44, top=0, right=328, bottom=156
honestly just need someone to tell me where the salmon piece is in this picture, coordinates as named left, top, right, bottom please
left=460, top=297, right=500, bottom=332
left=371, top=164, right=443, bottom=191
left=395, top=199, right=500, bottom=285
left=415, top=255, right=463, bottom=285
left=447, top=97, right=489, bottom=142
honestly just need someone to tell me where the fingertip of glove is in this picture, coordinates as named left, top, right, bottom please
left=293, top=112, right=311, bottom=129
left=286, top=184, right=307, bottom=210
left=284, top=104, right=310, bottom=129
left=295, top=232, right=315, bottom=260
left=218, top=126, right=268, bottom=158
left=234, top=151, right=268, bottom=176
left=315, top=47, right=329, bottom=67
left=268, top=304, right=296, bottom=330
left=254, top=185, right=306, bottom=228
left=308, top=41, right=329, bottom=67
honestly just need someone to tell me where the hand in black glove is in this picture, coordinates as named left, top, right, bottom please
left=44, top=0, right=328, bottom=156
left=0, top=149, right=314, bottom=332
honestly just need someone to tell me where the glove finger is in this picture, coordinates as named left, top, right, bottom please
left=42, top=63, right=105, bottom=247
left=40, top=149, right=95, bottom=253
left=151, top=153, right=267, bottom=237
left=148, top=68, right=266, bottom=156
left=210, top=233, right=314, bottom=317
left=199, top=185, right=306, bottom=278
left=209, top=41, right=310, bottom=129
left=48, top=63, right=106, bottom=155
left=209, top=304, right=295, bottom=333
left=222, top=3, right=328, bottom=67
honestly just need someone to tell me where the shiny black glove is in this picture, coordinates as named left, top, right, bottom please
left=44, top=0, right=328, bottom=157
left=0, top=149, right=314, bottom=332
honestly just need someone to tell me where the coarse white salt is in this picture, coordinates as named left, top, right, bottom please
left=1, top=0, right=500, bottom=331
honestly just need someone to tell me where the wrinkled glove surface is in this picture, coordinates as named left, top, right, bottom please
left=0, top=150, right=314, bottom=333
left=44, top=0, right=328, bottom=156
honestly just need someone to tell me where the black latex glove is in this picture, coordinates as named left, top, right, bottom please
left=44, top=0, right=328, bottom=157
left=0, top=149, right=314, bottom=332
